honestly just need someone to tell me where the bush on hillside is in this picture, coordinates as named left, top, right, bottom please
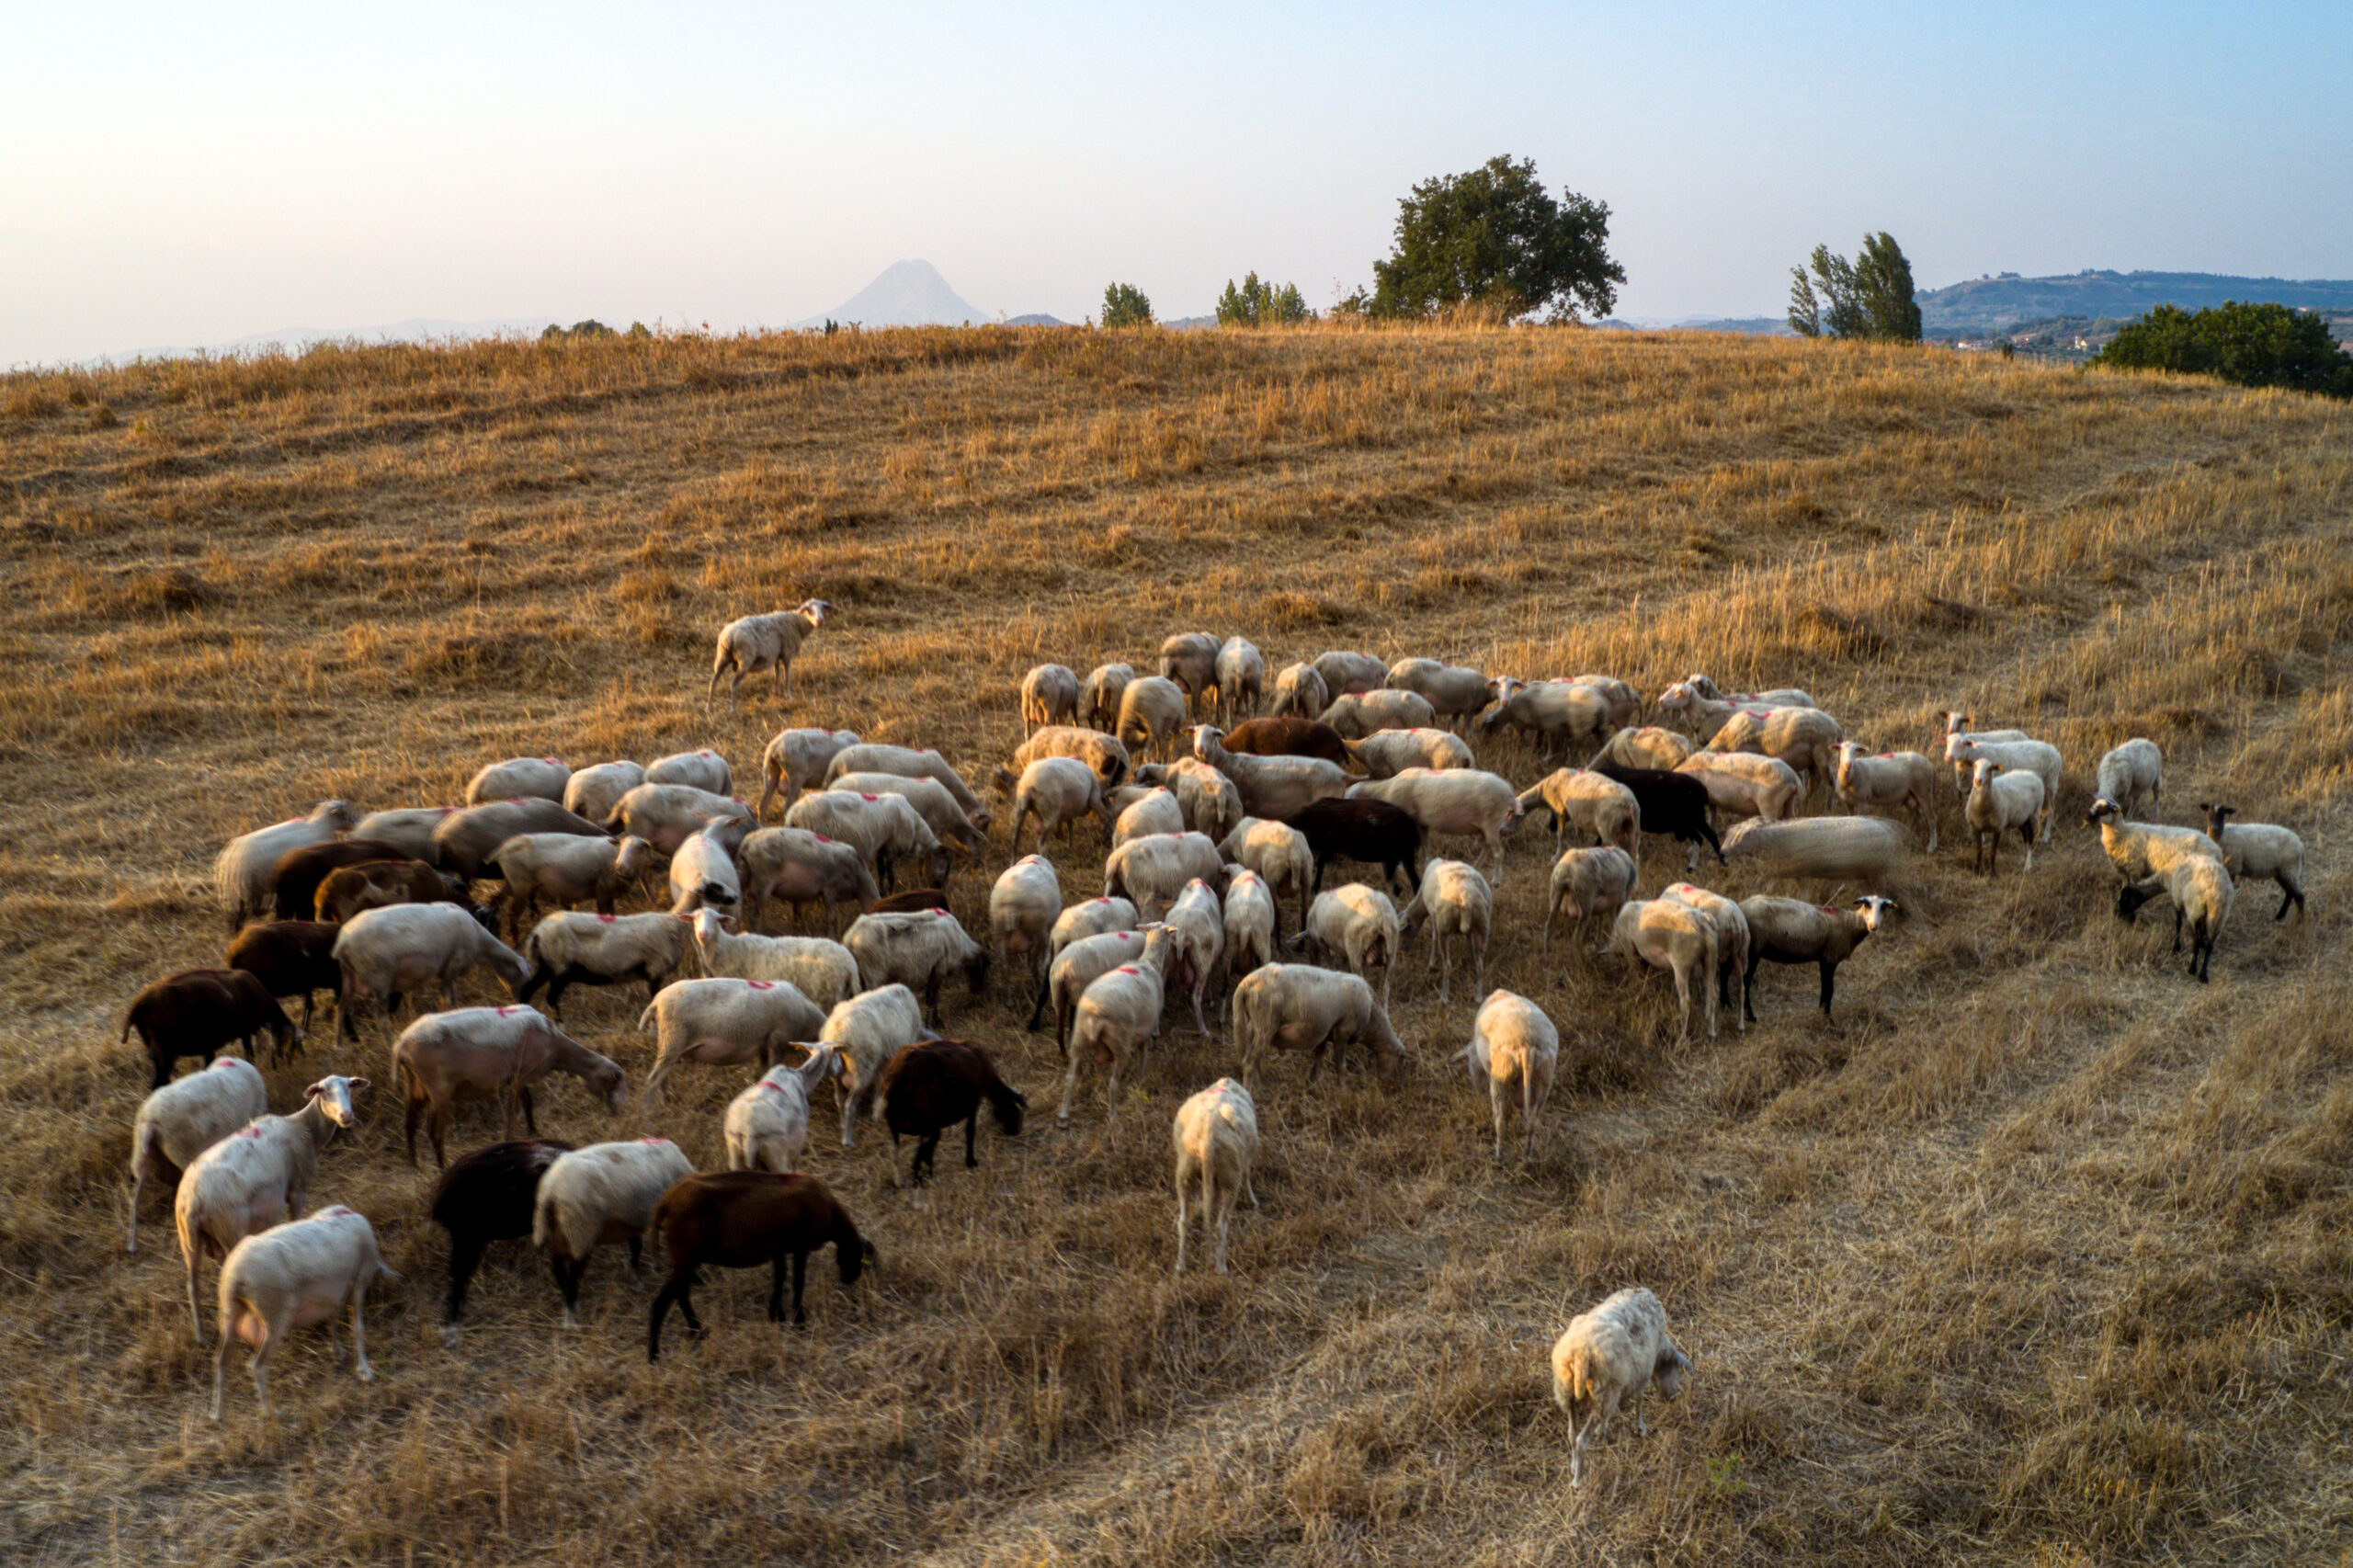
left=2091, top=301, right=2353, bottom=398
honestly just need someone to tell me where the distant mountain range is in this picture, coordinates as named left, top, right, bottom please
left=1919, top=270, right=2353, bottom=334
left=790, top=259, right=992, bottom=329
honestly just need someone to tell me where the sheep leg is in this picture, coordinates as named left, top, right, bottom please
left=1026, top=974, right=1051, bottom=1033
left=517, top=1085, right=539, bottom=1136
left=347, top=1267, right=374, bottom=1382
left=186, top=1240, right=207, bottom=1342
left=2170, top=905, right=2186, bottom=954
left=209, top=1318, right=233, bottom=1421
left=445, top=1233, right=488, bottom=1325
left=403, top=1095, right=425, bottom=1167
left=1819, top=962, right=1837, bottom=1017
left=1673, top=967, right=1695, bottom=1047
left=126, top=1133, right=158, bottom=1254
left=2276, top=878, right=2302, bottom=921
left=552, top=1256, right=585, bottom=1329
left=963, top=1113, right=979, bottom=1169
left=1056, top=1049, right=1084, bottom=1129
left=2018, top=820, right=2036, bottom=873
left=1175, top=1162, right=1191, bottom=1273
left=767, top=1255, right=791, bottom=1322
left=1744, top=954, right=1764, bottom=1025
left=1489, top=1074, right=1509, bottom=1163
left=789, top=1251, right=808, bottom=1324
left=1567, top=1407, right=1586, bottom=1488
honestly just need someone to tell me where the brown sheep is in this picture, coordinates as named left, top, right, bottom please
left=647, top=1172, right=874, bottom=1359
left=122, top=970, right=300, bottom=1089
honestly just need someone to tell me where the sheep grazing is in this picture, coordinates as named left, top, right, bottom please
left=723, top=1048, right=841, bottom=1174
left=432, top=799, right=609, bottom=880
left=738, top=826, right=881, bottom=936
left=267, top=838, right=417, bottom=922
left=1344, top=767, right=1522, bottom=882
left=1222, top=869, right=1278, bottom=990
left=667, top=815, right=751, bottom=917
left=1968, top=760, right=2045, bottom=876
left=517, top=911, right=694, bottom=1021
left=1602, top=900, right=1719, bottom=1043
left=1117, top=674, right=1193, bottom=762
left=1222, top=714, right=1352, bottom=767
left=392, top=1006, right=628, bottom=1167
left=640, top=977, right=828, bottom=1106
left=1589, top=725, right=1693, bottom=772
left=1049, top=896, right=1142, bottom=955
left=1269, top=661, right=1331, bottom=720
left=989, top=854, right=1064, bottom=1004
left=1005, top=723, right=1131, bottom=791
left=787, top=789, right=950, bottom=892
left=352, top=807, right=457, bottom=866
left=1349, top=726, right=1475, bottom=778
left=1231, top=964, right=1408, bottom=1085
left=1114, top=786, right=1188, bottom=846
left=331, top=903, right=531, bottom=1045
left=1311, top=649, right=1388, bottom=698
left=534, top=1138, right=697, bottom=1329
left=646, top=747, right=734, bottom=797
left=646, top=1172, right=874, bottom=1359
left=1675, top=751, right=1804, bottom=826
left=2202, top=803, right=2306, bottom=921
left=875, top=1039, right=1026, bottom=1188
left=608, top=783, right=757, bottom=858
left=997, top=756, right=1115, bottom=852
left=1146, top=756, right=1245, bottom=844
left=1158, top=631, right=1224, bottom=716
left=1190, top=724, right=1351, bottom=822
left=1479, top=677, right=1610, bottom=760
left=1656, top=883, right=1751, bottom=1032
left=1738, top=895, right=1897, bottom=1021
left=1163, top=878, right=1227, bottom=1039
left=1562, top=674, right=1643, bottom=732
left=210, top=1206, right=397, bottom=1423
left=1544, top=846, right=1639, bottom=951
left=1103, top=831, right=1224, bottom=923
left=1080, top=663, right=1137, bottom=732
left=1517, top=767, right=1642, bottom=862
left=1834, top=744, right=1939, bottom=851
left=430, top=1138, right=574, bottom=1336
left=1019, top=663, right=1083, bottom=734
left=122, top=969, right=300, bottom=1089
left=1400, top=858, right=1493, bottom=1004
left=827, top=772, right=986, bottom=855
left=823, top=743, right=994, bottom=826
left=227, top=920, right=343, bottom=1034
left=563, top=760, right=648, bottom=825
left=2084, top=737, right=2164, bottom=820
left=214, top=801, right=361, bottom=931
left=842, top=909, right=992, bottom=1028
left=2117, top=855, right=2235, bottom=983
left=2084, top=797, right=2221, bottom=882
left=1322, top=687, right=1439, bottom=740
left=1945, top=734, right=2063, bottom=840
left=1291, top=797, right=1425, bottom=899
left=709, top=597, right=834, bottom=708
left=1552, top=1287, right=1693, bottom=1488
left=1036, top=928, right=1151, bottom=1054
left=490, top=832, right=653, bottom=937
left=1685, top=675, right=1812, bottom=708
left=1218, top=816, right=1316, bottom=932
left=1592, top=762, right=1723, bottom=873
left=1215, top=636, right=1266, bottom=725
left=313, top=859, right=484, bottom=926
left=688, top=908, right=858, bottom=1008
left=127, top=1056, right=269, bottom=1254
left=1701, top=706, right=1846, bottom=801
left=755, top=727, right=862, bottom=819
left=466, top=756, right=570, bottom=806
left=821, top=984, right=933, bottom=1146
left=1384, top=658, right=1493, bottom=733
left=1057, top=926, right=1177, bottom=1126
left=1297, top=883, right=1402, bottom=1010
left=1457, top=989, right=1559, bottom=1161
left=1173, top=1078, right=1259, bottom=1274
left=174, top=1074, right=366, bottom=1339
left=1720, top=815, right=1909, bottom=888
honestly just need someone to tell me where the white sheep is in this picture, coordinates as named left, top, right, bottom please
left=1602, top=900, right=1719, bottom=1043
left=1738, top=895, right=1899, bottom=1021
left=563, top=761, right=647, bottom=825
left=1297, top=882, right=1401, bottom=1010
left=645, top=747, right=734, bottom=796
left=214, top=801, right=361, bottom=931
left=1158, top=631, right=1224, bottom=715
left=1543, top=846, right=1639, bottom=950
left=818, top=744, right=995, bottom=817
left=754, top=727, right=862, bottom=819
left=2093, top=738, right=2164, bottom=819
left=1938, top=716, right=2031, bottom=794
left=174, top=1074, right=365, bottom=1340
left=1057, top=926, right=1176, bottom=1126
left=1945, top=734, right=2062, bottom=840
left=1833, top=743, right=1939, bottom=850
left=519, top=910, right=694, bottom=1022
left=466, top=756, right=571, bottom=806
left=1344, top=767, right=1523, bottom=881
left=1348, top=727, right=1475, bottom=778
left=1222, top=869, right=1278, bottom=991
left=709, top=597, right=833, bottom=707
left=1048, top=896, right=1142, bottom=957
left=1656, top=882, right=1750, bottom=1034
left=1322, top=687, right=1439, bottom=740
left=639, top=976, right=827, bottom=1105
left=1563, top=674, right=1643, bottom=732
left=1701, top=707, right=1846, bottom=801
left=1311, top=649, right=1388, bottom=697
left=489, top=831, right=653, bottom=936
left=1399, top=858, right=1493, bottom=1005
left=1080, top=663, right=1137, bottom=732
left=1117, top=674, right=1193, bottom=762
left=1148, top=757, right=1245, bottom=844
left=1020, top=663, right=1083, bottom=733
left=1479, top=677, right=1610, bottom=760
left=990, top=854, right=1064, bottom=1004
left=841, top=908, right=991, bottom=1027
left=1172, top=1078, right=1260, bottom=1274
left=607, top=783, right=758, bottom=856
left=1587, top=726, right=1693, bottom=772
left=1384, top=657, right=1493, bottom=733
left=127, top=1056, right=269, bottom=1254
left=1675, top=750, right=1804, bottom=825
left=1035, top=928, right=1152, bottom=1056
left=2201, top=802, right=2307, bottom=922
left=1685, top=675, right=1812, bottom=708
left=667, top=814, right=752, bottom=916
left=2116, top=854, right=2234, bottom=983
left=1517, top=767, right=1642, bottom=863
left=828, top=771, right=986, bottom=854
left=533, top=1138, right=696, bottom=1327
left=350, top=807, right=457, bottom=865
left=688, top=907, right=858, bottom=1009
left=722, top=1047, right=843, bottom=1173
left=1720, top=815, right=1909, bottom=886
left=785, top=789, right=949, bottom=891
left=821, top=983, right=933, bottom=1146
left=1189, top=726, right=1351, bottom=821
left=1216, top=815, right=1316, bottom=933
left=997, top=755, right=1116, bottom=852
left=1456, top=989, right=1559, bottom=1161
left=1215, top=636, right=1265, bottom=726
left=1104, top=831, right=1224, bottom=923
left=390, top=1006, right=627, bottom=1167
left=737, top=826, right=881, bottom=936
left=1654, top=680, right=1781, bottom=738
left=1552, top=1286, right=1692, bottom=1487
left=1114, top=786, right=1188, bottom=846
left=2084, top=797, right=2221, bottom=881
left=1968, top=759, right=2045, bottom=875
left=1270, top=661, right=1330, bottom=720
left=210, top=1206, right=397, bottom=1422
left=330, top=903, right=531, bottom=1046
left=1230, top=963, right=1408, bottom=1085
left=1164, top=877, right=1226, bottom=1038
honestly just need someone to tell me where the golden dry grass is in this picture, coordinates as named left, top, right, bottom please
left=2, top=323, right=2349, bottom=1566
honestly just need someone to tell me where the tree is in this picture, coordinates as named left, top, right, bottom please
left=1788, top=233, right=1922, bottom=341
left=1368, top=155, right=1623, bottom=323
left=2091, top=301, right=2353, bottom=398
left=1099, top=282, right=1154, bottom=328
left=1215, top=272, right=1313, bottom=327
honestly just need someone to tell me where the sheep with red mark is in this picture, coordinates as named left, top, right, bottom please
left=646, top=747, right=733, bottom=796
left=122, top=969, right=300, bottom=1089
left=1543, top=846, right=1638, bottom=951
left=1218, top=816, right=1316, bottom=932
left=491, top=832, right=653, bottom=937
left=1721, top=815, right=1909, bottom=887
left=1231, top=963, right=1407, bottom=1085
left=1311, top=649, right=1387, bottom=697
left=1683, top=675, right=1812, bottom=708
left=827, top=772, right=986, bottom=856
left=842, top=908, right=991, bottom=1027
left=667, top=814, right=752, bottom=917
left=994, top=756, right=1115, bottom=852
left=1216, top=636, right=1265, bottom=725
left=1057, top=926, right=1178, bottom=1126
left=1007, top=724, right=1131, bottom=789
left=563, top=761, right=646, bottom=826
left=127, top=1056, right=269, bottom=1254
left=737, top=827, right=881, bottom=936
left=640, top=977, right=828, bottom=1106
left=708, top=597, right=833, bottom=707
left=535, top=1138, right=696, bottom=1329
left=1588, top=726, right=1693, bottom=772
left=1517, top=768, right=1642, bottom=863
left=210, top=1206, right=397, bottom=1423
left=1117, top=674, right=1193, bottom=761
left=1344, top=767, right=1523, bottom=882
left=1222, top=869, right=1278, bottom=992
left=723, top=1047, right=842, bottom=1174
left=755, top=727, right=862, bottom=819
left=1552, top=1287, right=1693, bottom=1487
left=1190, top=725, right=1352, bottom=822
left=1035, top=927, right=1152, bottom=1053
left=1701, top=706, right=1846, bottom=801
left=1296, top=882, right=1401, bottom=1011
left=1738, top=895, right=1897, bottom=1021
left=1173, top=1078, right=1259, bottom=1274
left=786, top=789, right=950, bottom=892
left=989, top=854, right=1063, bottom=1006
left=647, top=1171, right=874, bottom=1359
left=1140, top=756, right=1245, bottom=844
left=214, top=801, right=361, bottom=931
left=688, top=908, right=858, bottom=1008
left=1322, top=687, right=1438, bottom=740
left=1563, top=674, right=1643, bottom=732
left=330, top=903, right=531, bottom=1045
left=517, top=911, right=693, bottom=1021
left=1104, top=830, right=1224, bottom=923
left=608, top=783, right=758, bottom=858
left=352, top=807, right=458, bottom=865
left=429, top=1138, right=574, bottom=1338
left=466, top=756, right=570, bottom=805
left=1456, top=989, right=1558, bottom=1161
left=432, top=799, right=609, bottom=880
left=1675, top=750, right=1804, bottom=826
left=1601, top=899, right=1720, bottom=1043
left=1657, top=882, right=1751, bottom=1033
left=1158, top=631, right=1223, bottom=716
left=820, top=984, right=933, bottom=1147
left=1834, top=743, right=1939, bottom=850
left=1946, top=734, right=2063, bottom=840
left=1269, top=661, right=1331, bottom=720
left=1478, top=677, right=1609, bottom=760
left=1163, top=878, right=1227, bottom=1039
left=1970, top=760, right=2046, bottom=875
left=2202, top=801, right=2306, bottom=921
left=391, top=1006, right=627, bottom=1167
left=1400, top=858, right=1492, bottom=1004
left=2117, top=855, right=2235, bottom=983
left=1384, top=657, right=1493, bottom=733
left=174, top=1074, right=365, bottom=1340
left=875, top=1038, right=1027, bottom=1188
left=1113, top=786, right=1187, bottom=846
left=1349, top=727, right=1475, bottom=778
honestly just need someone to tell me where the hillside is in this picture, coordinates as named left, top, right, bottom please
left=1921, top=268, right=2353, bottom=334
left=1, top=326, right=2348, bottom=1567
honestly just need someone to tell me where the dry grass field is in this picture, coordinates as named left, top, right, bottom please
left=2, top=323, right=2348, bottom=1567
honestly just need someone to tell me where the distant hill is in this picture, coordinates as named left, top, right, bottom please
left=1600, top=316, right=1793, bottom=335
left=790, top=260, right=990, bottom=329
left=1922, top=270, right=2353, bottom=335
left=1005, top=313, right=1067, bottom=327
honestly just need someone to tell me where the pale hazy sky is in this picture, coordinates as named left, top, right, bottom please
left=5, top=1, right=2348, bottom=365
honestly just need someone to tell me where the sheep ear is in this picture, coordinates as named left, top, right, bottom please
left=348, top=1077, right=370, bottom=1092
left=302, top=1084, right=321, bottom=1100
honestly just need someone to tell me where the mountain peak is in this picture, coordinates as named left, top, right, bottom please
left=793, top=259, right=989, bottom=328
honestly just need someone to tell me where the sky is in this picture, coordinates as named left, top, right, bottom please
left=4, top=0, right=2349, bottom=365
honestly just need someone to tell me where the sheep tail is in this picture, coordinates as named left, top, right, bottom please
left=636, top=999, right=659, bottom=1036
left=530, top=1183, right=558, bottom=1253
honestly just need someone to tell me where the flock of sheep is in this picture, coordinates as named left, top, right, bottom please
left=116, top=600, right=2310, bottom=1487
